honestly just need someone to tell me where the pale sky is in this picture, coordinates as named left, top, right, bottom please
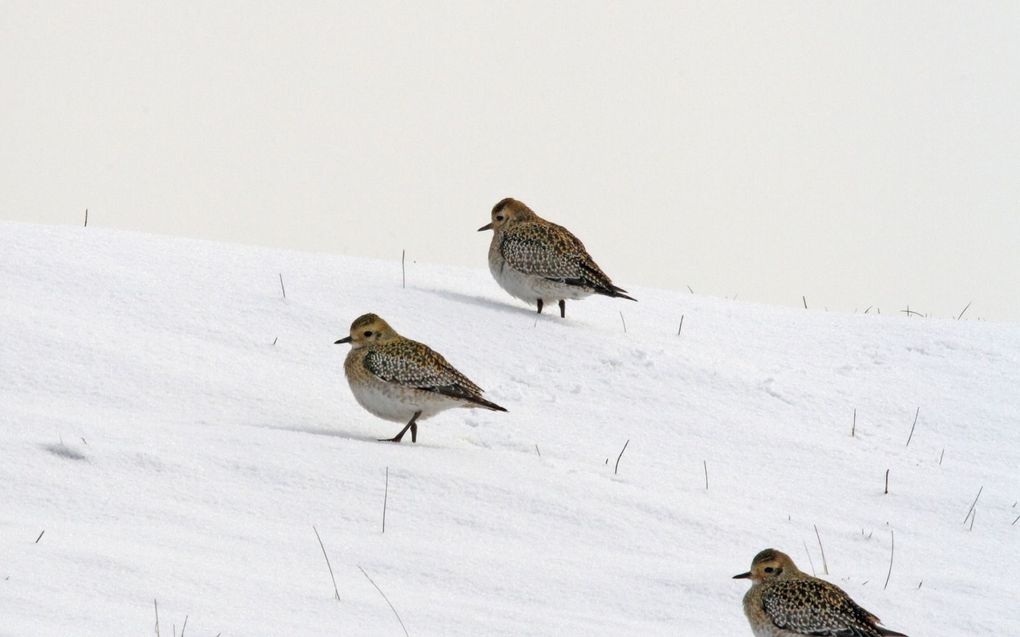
left=3, top=2, right=1018, bottom=320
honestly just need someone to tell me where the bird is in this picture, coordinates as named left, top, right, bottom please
left=733, top=549, right=908, bottom=637
left=478, top=197, right=636, bottom=318
left=334, top=313, right=507, bottom=443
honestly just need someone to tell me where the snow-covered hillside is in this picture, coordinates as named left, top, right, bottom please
left=2, top=221, right=1018, bottom=636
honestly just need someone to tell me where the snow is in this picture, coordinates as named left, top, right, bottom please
left=1, top=221, right=1018, bottom=636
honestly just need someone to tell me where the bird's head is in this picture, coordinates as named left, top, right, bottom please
left=335, top=313, right=399, bottom=349
left=478, top=198, right=537, bottom=232
left=733, top=549, right=801, bottom=582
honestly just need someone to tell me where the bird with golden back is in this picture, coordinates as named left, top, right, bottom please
left=478, top=198, right=636, bottom=318
left=733, top=549, right=908, bottom=637
left=335, top=313, right=506, bottom=443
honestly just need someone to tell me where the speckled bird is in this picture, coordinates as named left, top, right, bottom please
left=733, top=549, right=908, bottom=637
left=478, top=198, right=636, bottom=317
left=334, top=313, right=507, bottom=443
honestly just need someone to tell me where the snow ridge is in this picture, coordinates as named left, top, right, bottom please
left=1, top=222, right=1018, bottom=636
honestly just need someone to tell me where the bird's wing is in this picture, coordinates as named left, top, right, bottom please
left=499, top=223, right=585, bottom=278
left=364, top=342, right=484, bottom=403
left=500, top=223, right=627, bottom=296
left=762, top=579, right=887, bottom=637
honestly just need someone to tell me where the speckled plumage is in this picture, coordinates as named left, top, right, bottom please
left=360, top=341, right=485, bottom=404
left=735, top=549, right=908, bottom=637
left=336, top=313, right=506, bottom=443
left=479, top=198, right=635, bottom=317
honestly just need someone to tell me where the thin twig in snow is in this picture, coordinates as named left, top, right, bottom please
left=703, top=460, right=709, bottom=491
left=312, top=526, right=341, bottom=600
left=938, top=448, right=945, bottom=465
left=619, top=311, right=627, bottom=333
left=802, top=540, right=816, bottom=576
left=401, top=249, right=406, bottom=289
left=883, top=530, right=894, bottom=590
left=84, top=208, right=88, bottom=228
left=852, top=408, right=856, bottom=437
left=279, top=273, right=286, bottom=299
left=154, top=599, right=160, bottom=637
left=34, top=530, right=44, bottom=544
left=802, top=296, right=808, bottom=309
left=813, top=525, right=829, bottom=575
left=359, top=565, right=410, bottom=637
left=179, top=615, right=188, bottom=637
left=905, top=407, right=920, bottom=447
left=534, top=444, right=541, bottom=457
left=963, top=486, right=983, bottom=524
left=687, top=285, right=694, bottom=294
left=884, top=469, right=890, bottom=495
left=614, top=439, right=630, bottom=475
left=956, top=301, right=972, bottom=320
left=677, top=314, right=684, bottom=335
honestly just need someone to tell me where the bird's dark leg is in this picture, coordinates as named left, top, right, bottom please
left=381, top=410, right=422, bottom=443
left=537, top=299, right=544, bottom=314
left=559, top=299, right=566, bottom=318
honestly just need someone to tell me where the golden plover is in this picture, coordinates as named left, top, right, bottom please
left=733, top=549, right=908, bottom=637
left=334, top=313, right=507, bottom=443
left=478, top=197, right=636, bottom=317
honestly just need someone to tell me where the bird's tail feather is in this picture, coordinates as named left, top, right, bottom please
left=466, top=396, right=508, bottom=412
left=599, top=285, right=637, bottom=302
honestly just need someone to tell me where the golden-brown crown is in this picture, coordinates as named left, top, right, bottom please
left=337, top=313, right=400, bottom=349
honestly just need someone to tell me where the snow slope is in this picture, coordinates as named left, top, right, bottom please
left=1, top=221, right=1018, bottom=636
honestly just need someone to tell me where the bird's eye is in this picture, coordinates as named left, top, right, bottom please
left=363, top=331, right=373, bottom=337
left=496, top=215, right=504, bottom=221
left=764, top=567, right=775, bottom=573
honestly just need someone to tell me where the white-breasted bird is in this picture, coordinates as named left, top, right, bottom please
left=733, top=549, right=908, bottom=637
left=334, top=313, right=507, bottom=443
left=478, top=198, right=636, bottom=317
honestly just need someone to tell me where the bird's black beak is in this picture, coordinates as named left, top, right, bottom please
left=477, top=222, right=494, bottom=232
left=732, top=572, right=752, bottom=580
left=334, top=336, right=352, bottom=344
